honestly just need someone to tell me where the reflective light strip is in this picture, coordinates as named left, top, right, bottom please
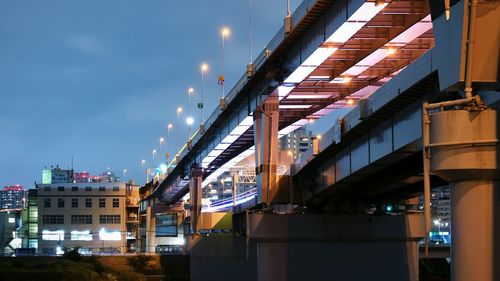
left=279, top=105, right=312, bottom=109
left=201, top=116, right=254, bottom=168
left=202, top=189, right=257, bottom=213
left=202, top=146, right=255, bottom=187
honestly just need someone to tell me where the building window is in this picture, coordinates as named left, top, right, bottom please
left=71, top=198, right=78, bottom=208
left=99, top=214, right=121, bottom=224
left=85, top=198, right=92, bottom=208
left=71, top=215, right=92, bottom=224
left=57, top=198, right=64, bottom=208
left=156, top=213, right=178, bottom=237
left=58, top=186, right=64, bottom=191
left=72, top=186, right=78, bottom=191
left=42, top=214, right=64, bottom=224
left=42, top=230, right=64, bottom=241
left=99, top=186, right=105, bottom=191
left=112, top=186, right=119, bottom=191
left=112, top=198, right=119, bottom=208
left=71, top=230, right=92, bottom=241
left=44, top=198, right=51, bottom=208
left=85, top=186, right=92, bottom=191
left=44, top=186, right=50, bottom=191
left=99, top=229, right=121, bottom=241
left=99, top=198, right=106, bottom=208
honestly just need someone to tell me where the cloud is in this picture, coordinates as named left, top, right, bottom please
left=65, top=34, right=106, bottom=54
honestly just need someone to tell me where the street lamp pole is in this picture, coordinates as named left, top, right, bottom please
left=200, top=63, right=208, bottom=125
left=177, top=107, right=183, bottom=151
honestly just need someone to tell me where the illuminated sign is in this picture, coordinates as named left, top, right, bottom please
left=42, top=169, right=52, bottom=184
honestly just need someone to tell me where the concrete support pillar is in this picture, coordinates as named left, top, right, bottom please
left=190, top=165, right=204, bottom=233
left=253, top=96, right=279, bottom=204
left=247, top=213, right=424, bottom=281
left=231, top=171, right=239, bottom=207
left=145, top=206, right=156, bottom=253
left=430, top=109, right=500, bottom=281
left=451, top=180, right=499, bottom=281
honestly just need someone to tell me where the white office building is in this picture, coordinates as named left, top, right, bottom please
left=37, top=182, right=139, bottom=255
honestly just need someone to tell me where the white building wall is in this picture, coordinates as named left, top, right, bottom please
left=37, top=182, right=127, bottom=254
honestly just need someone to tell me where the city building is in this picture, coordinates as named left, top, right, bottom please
left=20, top=189, right=38, bottom=251
left=36, top=181, right=139, bottom=255
left=279, top=128, right=313, bottom=160
left=430, top=187, right=451, bottom=244
left=42, top=166, right=74, bottom=184
left=0, top=209, right=22, bottom=256
left=0, top=185, right=26, bottom=209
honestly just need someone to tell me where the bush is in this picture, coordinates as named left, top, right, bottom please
left=63, top=247, right=83, bottom=262
left=126, top=255, right=153, bottom=274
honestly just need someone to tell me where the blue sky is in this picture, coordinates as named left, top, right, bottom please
left=0, top=0, right=339, bottom=187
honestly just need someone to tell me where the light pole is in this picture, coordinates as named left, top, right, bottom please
left=177, top=107, right=183, bottom=151
left=188, top=87, right=194, bottom=115
left=141, top=160, right=147, bottom=183
left=220, top=27, right=230, bottom=100
left=159, top=137, right=164, bottom=157
left=200, top=63, right=208, bottom=125
left=186, top=117, right=194, bottom=139
left=167, top=123, right=173, bottom=155
left=152, top=149, right=157, bottom=162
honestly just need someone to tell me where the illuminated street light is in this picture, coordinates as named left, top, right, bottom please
left=159, top=137, right=164, bottom=155
left=200, top=63, right=208, bottom=124
left=186, top=116, right=194, bottom=139
left=188, top=87, right=194, bottom=114
left=141, top=159, right=146, bottom=168
left=152, top=149, right=157, bottom=161
left=177, top=107, right=183, bottom=151
left=220, top=27, right=230, bottom=100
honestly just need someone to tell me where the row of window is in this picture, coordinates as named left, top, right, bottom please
left=42, top=229, right=121, bottom=241
left=43, top=198, right=120, bottom=208
left=44, top=186, right=120, bottom=192
left=42, top=214, right=122, bottom=224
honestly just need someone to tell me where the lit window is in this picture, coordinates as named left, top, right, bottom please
left=8, top=218, right=15, bottom=223
left=71, top=230, right=92, bottom=241
left=99, top=229, right=121, bottom=241
left=42, top=230, right=64, bottom=241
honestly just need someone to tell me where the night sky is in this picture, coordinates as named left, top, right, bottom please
left=0, top=0, right=339, bottom=188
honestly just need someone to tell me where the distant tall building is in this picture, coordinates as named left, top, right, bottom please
left=0, top=185, right=26, bottom=209
left=74, top=172, right=90, bottom=183
left=42, top=166, right=74, bottom=184
left=89, top=170, right=120, bottom=183
left=279, top=128, right=313, bottom=160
